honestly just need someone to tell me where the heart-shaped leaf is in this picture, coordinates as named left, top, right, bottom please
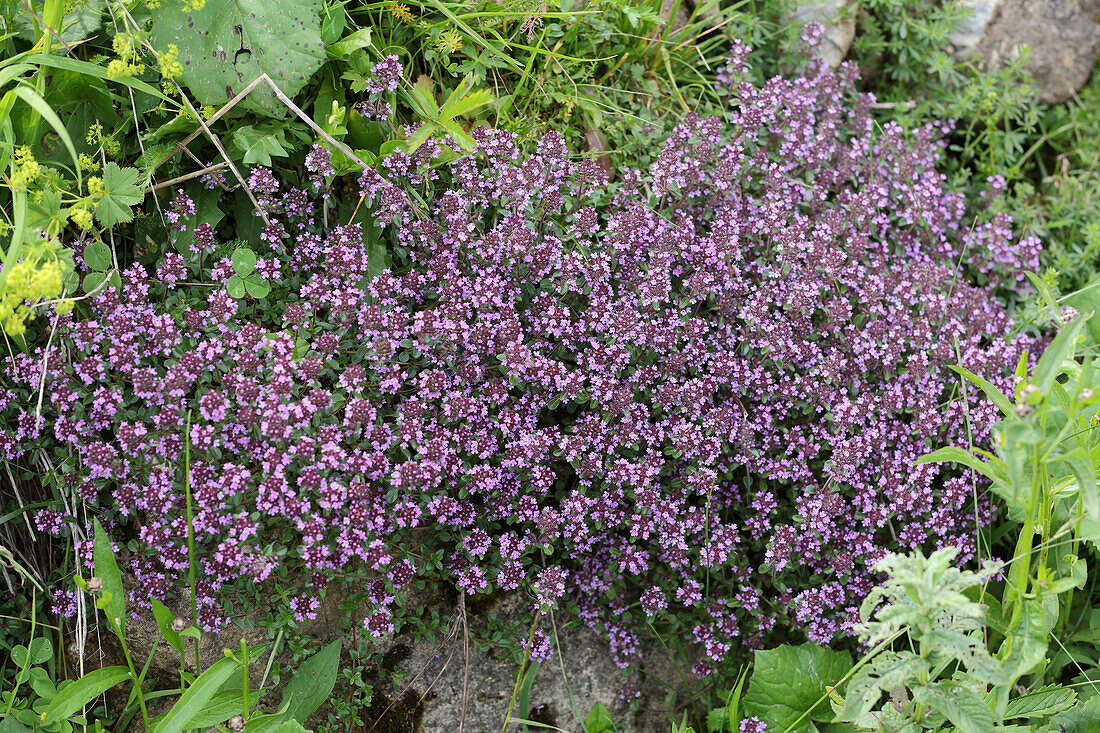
left=82, top=241, right=111, bottom=272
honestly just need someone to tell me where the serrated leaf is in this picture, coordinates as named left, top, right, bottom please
left=94, top=163, right=145, bottom=227
left=1004, top=684, right=1076, bottom=720
left=151, top=0, right=326, bottom=118
left=911, top=681, right=992, bottom=733
left=280, top=640, right=341, bottom=723
left=232, top=125, right=292, bottom=167
left=82, top=242, right=111, bottom=272
left=743, top=644, right=852, bottom=732
left=438, top=77, right=492, bottom=121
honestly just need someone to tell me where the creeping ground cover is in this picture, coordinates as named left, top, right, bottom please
left=9, top=0, right=1100, bottom=730
left=4, top=39, right=1040, bottom=685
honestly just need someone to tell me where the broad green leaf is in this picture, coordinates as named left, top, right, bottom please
left=280, top=640, right=340, bottom=723
left=743, top=643, right=852, bottom=732
left=82, top=241, right=111, bottom=272
left=92, top=518, right=126, bottom=637
left=327, top=28, right=372, bottom=59
left=0, top=714, right=32, bottom=732
left=583, top=701, right=614, bottom=733
left=243, top=273, right=270, bottom=299
left=41, top=666, right=130, bottom=724
left=231, top=247, right=257, bottom=277
left=910, top=681, right=992, bottom=733
left=150, top=599, right=184, bottom=654
left=82, top=271, right=106, bottom=294
left=227, top=276, right=246, bottom=299
left=1004, top=684, right=1076, bottom=720
left=1033, top=318, right=1085, bottom=394
left=94, top=163, right=144, bottom=227
left=950, top=365, right=1014, bottom=417
left=13, top=0, right=106, bottom=44
left=151, top=0, right=326, bottom=117
left=153, top=656, right=239, bottom=733
left=232, top=125, right=292, bottom=167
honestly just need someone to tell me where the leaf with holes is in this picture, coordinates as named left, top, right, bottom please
left=151, top=0, right=327, bottom=117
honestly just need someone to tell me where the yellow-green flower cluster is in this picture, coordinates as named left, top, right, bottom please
left=0, top=241, right=71, bottom=337
left=9, top=147, right=42, bottom=191
left=86, top=122, right=121, bottom=158
left=159, top=44, right=184, bottom=79
left=107, top=33, right=145, bottom=79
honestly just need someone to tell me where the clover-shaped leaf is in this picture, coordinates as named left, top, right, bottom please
left=231, top=247, right=257, bottom=277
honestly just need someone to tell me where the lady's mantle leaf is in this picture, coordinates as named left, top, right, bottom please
left=152, top=0, right=326, bottom=118
left=743, top=643, right=852, bottom=732
left=94, top=163, right=144, bottom=227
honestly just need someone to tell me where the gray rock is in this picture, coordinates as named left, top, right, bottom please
left=948, top=0, right=1100, bottom=104
left=75, top=584, right=697, bottom=732
left=788, top=0, right=859, bottom=69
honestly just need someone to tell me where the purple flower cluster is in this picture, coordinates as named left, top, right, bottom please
left=3, top=43, right=1036, bottom=673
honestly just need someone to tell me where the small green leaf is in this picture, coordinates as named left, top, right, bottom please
left=583, top=701, right=614, bottom=733
left=243, top=273, right=270, bottom=299
left=915, top=447, right=1004, bottom=484
left=94, top=163, right=145, bottom=227
left=92, top=518, right=126, bottom=638
left=280, top=640, right=341, bottom=723
left=150, top=599, right=184, bottom=654
left=41, top=666, right=130, bottom=724
left=12, top=637, right=52, bottom=667
left=227, top=275, right=246, bottom=299
left=950, top=365, right=1014, bottom=417
left=232, top=125, right=292, bottom=167
left=327, top=27, right=371, bottom=59
left=82, top=241, right=112, bottom=272
left=231, top=247, right=257, bottom=277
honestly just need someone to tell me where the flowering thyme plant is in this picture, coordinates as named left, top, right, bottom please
left=4, top=38, right=1038, bottom=684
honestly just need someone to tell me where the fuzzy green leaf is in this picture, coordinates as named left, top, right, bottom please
left=911, top=681, right=992, bottom=733
left=743, top=644, right=852, bottom=732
